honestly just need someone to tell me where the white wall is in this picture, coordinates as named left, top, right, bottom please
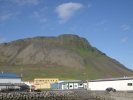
left=83, top=83, right=87, bottom=89
left=61, top=82, right=83, bottom=90
left=0, top=77, right=22, bottom=90
left=0, top=78, right=21, bottom=83
left=88, top=80, right=133, bottom=91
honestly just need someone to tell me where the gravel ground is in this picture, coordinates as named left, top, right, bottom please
left=0, top=90, right=133, bottom=100
left=0, top=90, right=97, bottom=100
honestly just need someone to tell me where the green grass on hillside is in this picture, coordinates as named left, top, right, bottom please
left=0, top=64, right=103, bottom=81
left=0, top=47, right=132, bottom=81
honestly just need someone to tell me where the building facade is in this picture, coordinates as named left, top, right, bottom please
left=51, top=80, right=87, bottom=90
left=0, top=73, right=22, bottom=90
left=34, top=78, right=59, bottom=90
left=87, top=77, right=133, bottom=91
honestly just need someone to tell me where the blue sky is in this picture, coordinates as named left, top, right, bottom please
left=0, top=0, right=133, bottom=70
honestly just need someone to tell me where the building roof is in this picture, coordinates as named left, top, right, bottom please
left=89, top=76, right=133, bottom=82
left=34, top=78, right=59, bottom=80
left=0, top=73, right=21, bottom=78
left=58, top=80, right=83, bottom=83
left=0, top=83, right=27, bottom=86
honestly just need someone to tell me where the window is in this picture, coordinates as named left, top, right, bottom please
left=79, top=83, right=83, bottom=86
left=69, top=85, right=72, bottom=87
left=128, top=83, right=132, bottom=86
left=74, top=85, right=77, bottom=87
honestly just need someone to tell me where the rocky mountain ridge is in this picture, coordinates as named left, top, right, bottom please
left=0, top=34, right=132, bottom=80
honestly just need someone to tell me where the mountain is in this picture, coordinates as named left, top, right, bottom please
left=0, top=34, right=132, bottom=80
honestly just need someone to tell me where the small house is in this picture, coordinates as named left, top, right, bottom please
left=34, top=78, right=59, bottom=90
left=51, top=80, right=87, bottom=90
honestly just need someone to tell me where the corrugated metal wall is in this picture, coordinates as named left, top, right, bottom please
left=0, top=78, right=21, bottom=83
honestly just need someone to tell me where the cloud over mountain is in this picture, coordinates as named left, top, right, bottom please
left=56, top=2, right=83, bottom=23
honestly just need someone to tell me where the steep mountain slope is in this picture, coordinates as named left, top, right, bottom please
left=0, top=34, right=132, bottom=80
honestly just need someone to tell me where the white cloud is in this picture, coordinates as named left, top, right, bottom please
left=10, top=0, right=40, bottom=6
left=39, top=18, right=47, bottom=23
left=0, top=11, right=19, bottom=22
left=32, top=11, right=41, bottom=18
left=95, top=20, right=107, bottom=26
left=55, top=2, right=83, bottom=23
left=121, top=24, right=130, bottom=31
left=121, top=37, right=128, bottom=43
left=31, top=11, right=47, bottom=23
left=0, top=13, right=12, bottom=21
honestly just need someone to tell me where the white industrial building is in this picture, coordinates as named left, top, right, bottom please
left=87, top=77, right=133, bottom=91
left=0, top=73, right=25, bottom=91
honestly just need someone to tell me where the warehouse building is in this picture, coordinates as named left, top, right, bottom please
left=87, top=77, right=133, bottom=92
left=0, top=73, right=25, bottom=91
left=34, top=78, right=59, bottom=90
left=51, top=80, right=87, bottom=90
